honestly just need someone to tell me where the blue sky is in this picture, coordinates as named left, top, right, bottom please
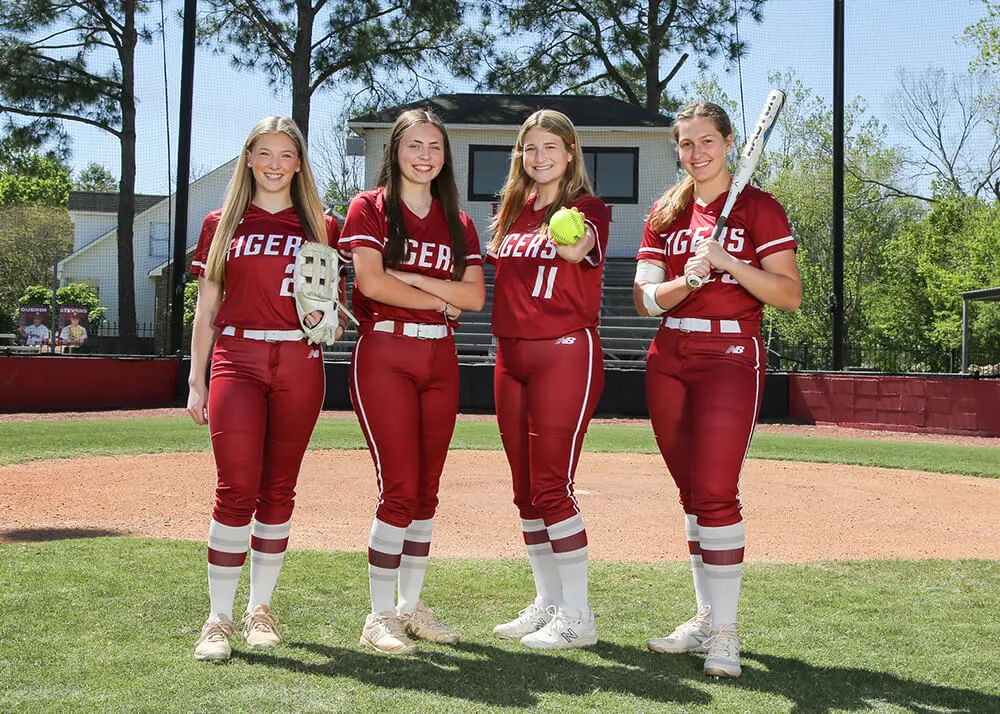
left=55, top=0, right=990, bottom=196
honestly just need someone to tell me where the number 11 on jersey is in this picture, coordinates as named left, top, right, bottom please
left=531, top=265, right=558, bottom=299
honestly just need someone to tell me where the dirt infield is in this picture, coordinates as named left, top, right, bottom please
left=2, top=410, right=999, bottom=561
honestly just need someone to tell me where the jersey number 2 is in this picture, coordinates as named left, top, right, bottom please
left=279, top=263, right=294, bottom=297
left=531, top=266, right=558, bottom=299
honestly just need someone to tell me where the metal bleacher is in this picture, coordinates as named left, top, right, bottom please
left=327, top=258, right=660, bottom=366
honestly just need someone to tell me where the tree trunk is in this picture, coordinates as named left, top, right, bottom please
left=291, top=0, right=315, bottom=142
left=116, top=0, right=139, bottom=353
left=645, top=0, right=662, bottom=112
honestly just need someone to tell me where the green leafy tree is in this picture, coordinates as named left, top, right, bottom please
left=0, top=205, right=72, bottom=331
left=477, top=0, right=768, bottom=112
left=875, top=191, right=1000, bottom=364
left=0, top=143, right=71, bottom=207
left=759, top=72, right=922, bottom=369
left=0, top=0, right=154, bottom=351
left=74, top=162, right=118, bottom=192
left=965, top=0, right=1000, bottom=71
left=198, top=0, right=482, bottom=137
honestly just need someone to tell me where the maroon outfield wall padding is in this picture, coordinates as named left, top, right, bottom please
left=0, top=356, right=178, bottom=412
left=788, top=373, right=1000, bottom=437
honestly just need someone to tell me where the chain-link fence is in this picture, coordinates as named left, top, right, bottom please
left=10, top=0, right=995, bottom=375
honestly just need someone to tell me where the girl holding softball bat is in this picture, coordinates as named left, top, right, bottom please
left=633, top=100, right=801, bottom=678
left=487, top=109, right=610, bottom=649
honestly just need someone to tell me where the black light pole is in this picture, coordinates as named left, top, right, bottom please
left=832, top=0, right=845, bottom=370
left=50, top=251, right=59, bottom=354
left=168, top=0, right=197, bottom=355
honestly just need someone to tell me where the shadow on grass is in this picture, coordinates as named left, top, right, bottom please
left=234, top=639, right=711, bottom=709
left=232, top=639, right=1000, bottom=712
left=593, top=643, right=1000, bottom=713
left=0, top=527, right=124, bottom=543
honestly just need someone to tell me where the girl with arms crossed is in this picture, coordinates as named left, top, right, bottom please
left=187, top=116, right=342, bottom=662
left=339, top=109, right=485, bottom=655
left=634, top=101, right=801, bottom=677
left=488, top=109, right=610, bottom=649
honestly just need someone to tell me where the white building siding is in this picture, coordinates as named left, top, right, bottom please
left=60, top=159, right=238, bottom=328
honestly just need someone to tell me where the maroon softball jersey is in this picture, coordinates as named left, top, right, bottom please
left=337, top=188, right=482, bottom=327
left=636, top=185, right=795, bottom=325
left=488, top=194, right=610, bottom=340
left=190, top=206, right=340, bottom=330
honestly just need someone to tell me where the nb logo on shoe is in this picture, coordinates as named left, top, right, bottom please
left=561, top=629, right=579, bottom=643
left=725, top=345, right=745, bottom=355
left=555, top=336, right=576, bottom=345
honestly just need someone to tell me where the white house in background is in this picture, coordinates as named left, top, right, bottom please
left=348, top=94, right=678, bottom=258
left=60, top=159, right=238, bottom=331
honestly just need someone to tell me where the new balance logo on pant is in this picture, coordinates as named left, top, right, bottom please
left=725, top=345, right=745, bottom=354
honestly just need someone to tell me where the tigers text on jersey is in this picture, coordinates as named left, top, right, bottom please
left=337, top=187, right=483, bottom=325
left=190, top=205, right=340, bottom=331
left=488, top=194, right=610, bottom=340
left=636, top=185, right=795, bottom=324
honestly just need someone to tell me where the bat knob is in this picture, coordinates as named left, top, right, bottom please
left=687, top=274, right=704, bottom=289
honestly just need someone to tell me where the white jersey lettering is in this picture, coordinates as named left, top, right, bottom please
left=264, top=234, right=283, bottom=255
left=284, top=234, right=303, bottom=256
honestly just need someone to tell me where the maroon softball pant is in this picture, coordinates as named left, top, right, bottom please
left=349, top=331, right=460, bottom=528
left=207, top=335, right=326, bottom=527
left=494, top=328, right=605, bottom=525
left=645, top=328, right=765, bottom=527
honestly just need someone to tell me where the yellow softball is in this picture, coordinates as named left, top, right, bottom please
left=549, top=207, right=585, bottom=245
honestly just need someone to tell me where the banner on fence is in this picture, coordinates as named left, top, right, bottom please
left=17, top=305, right=51, bottom=347
left=57, top=306, right=89, bottom=350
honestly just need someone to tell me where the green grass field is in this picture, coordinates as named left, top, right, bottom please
left=2, top=416, right=999, bottom=477
left=2, top=416, right=999, bottom=712
left=1, top=539, right=998, bottom=713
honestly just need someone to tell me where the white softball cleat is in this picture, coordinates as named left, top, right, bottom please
left=360, top=611, right=418, bottom=655
left=492, top=599, right=555, bottom=640
left=647, top=605, right=712, bottom=654
left=242, top=604, right=281, bottom=650
left=520, top=606, right=598, bottom=650
left=399, top=601, right=460, bottom=644
left=194, top=614, right=236, bottom=662
left=702, top=625, right=742, bottom=678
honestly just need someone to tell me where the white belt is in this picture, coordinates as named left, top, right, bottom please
left=221, top=326, right=305, bottom=342
left=664, top=317, right=741, bottom=334
left=372, top=320, right=451, bottom=340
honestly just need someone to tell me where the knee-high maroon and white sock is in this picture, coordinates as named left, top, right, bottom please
left=548, top=514, right=590, bottom=613
left=522, top=518, right=562, bottom=606
left=699, top=520, right=745, bottom=629
left=397, top=518, right=433, bottom=613
left=685, top=513, right=709, bottom=610
left=247, top=518, right=291, bottom=611
left=368, top=518, right=405, bottom=613
left=207, top=519, right=250, bottom=620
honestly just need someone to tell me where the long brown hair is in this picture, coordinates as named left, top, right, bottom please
left=204, top=116, right=327, bottom=284
left=488, top=110, right=593, bottom=253
left=374, top=109, right=467, bottom=280
left=648, top=101, right=734, bottom=233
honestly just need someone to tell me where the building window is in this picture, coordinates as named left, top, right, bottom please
left=469, top=145, right=639, bottom=204
left=583, top=148, right=639, bottom=204
left=150, top=221, right=169, bottom=258
left=468, top=146, right=511, bottom=201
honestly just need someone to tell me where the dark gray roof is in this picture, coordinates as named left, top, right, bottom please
left=961, top=287, right=1000, bottom=302
left=69, top=191, right=167, bottom=214
left=350, top=93, right=672, bottom=128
